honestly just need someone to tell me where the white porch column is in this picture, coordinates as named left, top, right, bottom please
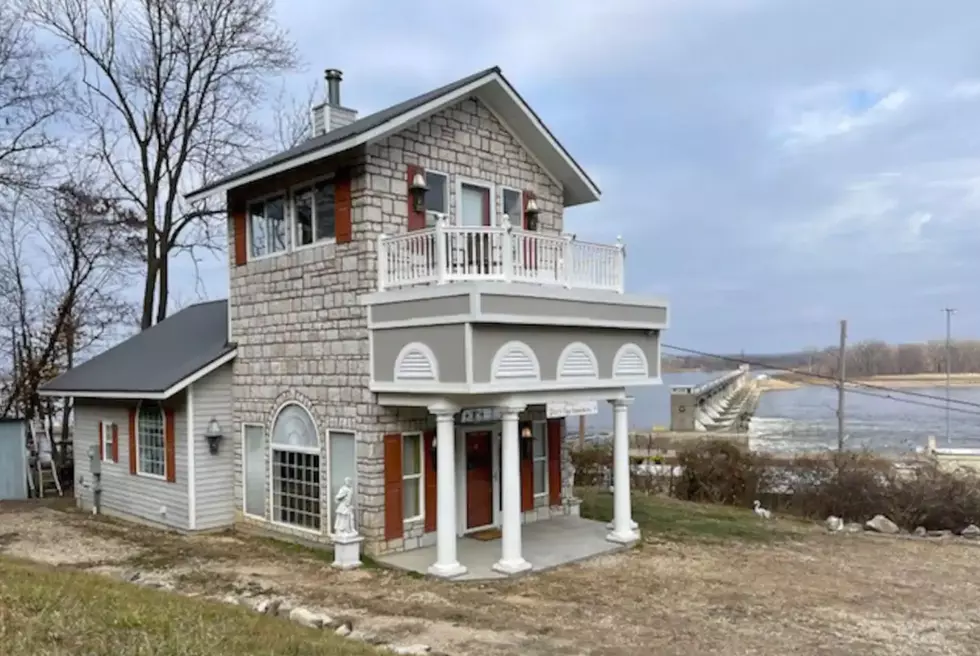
left=608, top=397, right=640, bottom=544
left=427, top=404, right=466, bottom=579
left=492, top=403, right=532, bottom=575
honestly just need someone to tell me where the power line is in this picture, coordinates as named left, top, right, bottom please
left=836, top=383, right=980, bottom=417
left=662, top=343, right=980, bottom=410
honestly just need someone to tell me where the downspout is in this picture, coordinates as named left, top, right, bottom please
left=187, top=383, right=197, bottom=530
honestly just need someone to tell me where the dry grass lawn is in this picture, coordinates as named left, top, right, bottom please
left=0, top=556, right=380, bottom=656
left=2, top=494, right=979, bottom=655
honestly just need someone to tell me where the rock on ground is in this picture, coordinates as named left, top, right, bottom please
left=388, top=645, right=432, bottom=655
left=865, top=515, right=900, bottom=535
left=289, top=607, right=329, bottom=629
left=961, top=524, right=980, bottom=538
left=825, top=516, right=844, bottom=532
left=913, top=526, right=927, bottom=537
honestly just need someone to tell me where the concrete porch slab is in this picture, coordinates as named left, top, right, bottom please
left=376, top=516, right=628, bottom=581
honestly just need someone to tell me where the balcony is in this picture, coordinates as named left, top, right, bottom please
left=377, top=218, right=625, bottom=293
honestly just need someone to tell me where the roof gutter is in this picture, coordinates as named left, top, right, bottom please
left=38, top=348, right=237, bottom=400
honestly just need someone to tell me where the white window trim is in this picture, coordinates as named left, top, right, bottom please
left=401, top=431, right=424, bottom=524
left=499, top=185, right=523, bottom=228
left=135, top=404, right=167, bottom=481
left=245, top=191, right=290, bottom=262
left=244, top=173, right=339, bottom=263
left=454, top=176, right=496, bottom=227
left=532, top=419, right=548, bottom=497
left=267, top=401, right=323, bottom=535
left=241, top=422, right=266, bottom=521
left=424, top=169, right=450, bottom=227
left=289, top=173, right=339, bottom=252
left=100, top=420, right=116, bottom=462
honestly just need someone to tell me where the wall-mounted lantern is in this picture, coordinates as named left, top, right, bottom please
left=204, top=418, right=224, bottom=455
left=519, top=422, right=534, bottom=459
left=409, top=171, right=428, bottom=213
left=524, top=197, right=540, bottom=231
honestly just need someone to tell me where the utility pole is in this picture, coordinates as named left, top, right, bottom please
left=836, top=319, right=847, bottom=452
left=943, top=307, right=956, bottom=444
left=578, top=414, right=586, bottom=450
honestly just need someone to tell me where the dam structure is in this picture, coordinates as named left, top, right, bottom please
left=669, top=364, right=760, bottom=433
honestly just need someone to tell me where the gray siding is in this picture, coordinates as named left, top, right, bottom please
left=372, top=324, right=467, bottom=383
left=0, top=421, right=27, bottom=500
left=479, top=294, right=667, bottom=326
left=191, top=363, right=235, bottom=530
left=471, top=325, right=660, bottom=383
left=370, top=293, right=471, bottom=324
left=74, top=396, right=190, bottom=530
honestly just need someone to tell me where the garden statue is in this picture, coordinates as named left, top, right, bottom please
left=333, top=478, right=356, bottom=537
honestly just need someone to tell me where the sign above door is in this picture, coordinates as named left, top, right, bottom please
left=546, top=400, right=599, bottom=418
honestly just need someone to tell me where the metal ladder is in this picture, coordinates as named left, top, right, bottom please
left=29, top=421, right=63, bottom=498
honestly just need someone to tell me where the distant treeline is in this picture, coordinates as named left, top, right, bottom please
left=664, top=340, right=980, bottom=377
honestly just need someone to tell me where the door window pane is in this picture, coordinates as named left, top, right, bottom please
left=460, top=184, right=487, bottom=227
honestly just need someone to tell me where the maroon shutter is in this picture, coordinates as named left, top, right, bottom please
left=547, top=419, right=563, bottom=505
left=521, top=426, right=534, bottom=512
left=424, top=430, right=437, bottom=532
left=98, top=422, right=104, bottom=461
left=407, top=165, right=426, bottom=231
left=111, top=424, right=120, bottom=463
left=335, top=172, right=353, bottom=243
left=164, top=408, right=176, bottom=483
left=232, top=203, right=248, bottom=266
left=128, top=409, right=137, bottom=475
left=384, top=434, right=404, bottom=540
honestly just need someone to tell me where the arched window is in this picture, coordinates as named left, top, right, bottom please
left=270, top=403, right=321, bottom=531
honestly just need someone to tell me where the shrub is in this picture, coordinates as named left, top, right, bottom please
left=671, top=442, right=980, bottom=531
left=673, top=440, right=768, bottom=506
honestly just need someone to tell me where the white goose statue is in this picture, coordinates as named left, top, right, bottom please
left=753, top=500, right=772, bottom=520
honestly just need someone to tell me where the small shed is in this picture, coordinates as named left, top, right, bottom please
left=0, top=419, right=28, bottom=500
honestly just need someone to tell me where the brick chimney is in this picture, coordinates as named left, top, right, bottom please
left=311, top=68, right=358, bottom=138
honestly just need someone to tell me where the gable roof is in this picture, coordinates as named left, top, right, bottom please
left=185, top=67, right=600, bottom=207
left=39, top=300, right=235, bottom=400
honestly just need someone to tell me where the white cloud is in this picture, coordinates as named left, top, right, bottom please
left=773, top=83, right=911, bottom=147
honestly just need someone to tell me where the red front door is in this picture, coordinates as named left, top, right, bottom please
left=466, top=430, right=494, bottom=529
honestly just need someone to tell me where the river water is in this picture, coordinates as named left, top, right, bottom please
left=581, top=372, right=980, bottom=455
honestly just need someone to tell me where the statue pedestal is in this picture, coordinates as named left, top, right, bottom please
left=331, top=533, right=363, bottom=570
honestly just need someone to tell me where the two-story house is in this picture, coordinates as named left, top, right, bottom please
left=40, top=67, right=669, bottom=578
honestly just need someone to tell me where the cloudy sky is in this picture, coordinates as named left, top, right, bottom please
left=176, top=0, right=980, bottom=354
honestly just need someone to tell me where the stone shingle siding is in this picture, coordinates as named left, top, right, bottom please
left=229, top=97, right=570, bottom=555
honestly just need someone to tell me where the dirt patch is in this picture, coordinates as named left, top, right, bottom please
left=4, top=503, right=980, bottom=655
left=0, top=508, right=143, bottom=566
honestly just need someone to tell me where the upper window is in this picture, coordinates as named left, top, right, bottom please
left=502, top=188, right=522, bottom=226
left=532, top=421, right=547, bottom=496
left=271, top=403, right=321, bottom=531
left=136, top=406, right=166, bottom=478
left=402, top=433, right=422, bottom=520
left=425, top=172, right=448, bottom=226
left=293, top=180, right=336, bottom=247
left=249, top=195, right=287, bottom=258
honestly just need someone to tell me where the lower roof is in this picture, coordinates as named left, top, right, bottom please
left=39, top=300, right=235, bottom=400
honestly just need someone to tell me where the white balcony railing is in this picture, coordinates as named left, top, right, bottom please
left=377, top=217, right=625, bottom=293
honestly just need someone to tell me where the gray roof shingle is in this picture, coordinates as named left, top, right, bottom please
left=41, top=300, right=233, bottom=397
left=188, top=67, right=500, bottom=199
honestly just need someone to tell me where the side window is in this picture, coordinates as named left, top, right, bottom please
left=502, top=188, right=522, bottom=226
left=425, top=172, right=448, bottom=227
left=248, top=195, right=287, bottom=258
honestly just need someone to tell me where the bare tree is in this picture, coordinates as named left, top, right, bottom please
left=25, top=0, right=300, bottom=329
left=0, top=183, right=140, bottom=450
left=0, top=3, right=59, bottom=193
